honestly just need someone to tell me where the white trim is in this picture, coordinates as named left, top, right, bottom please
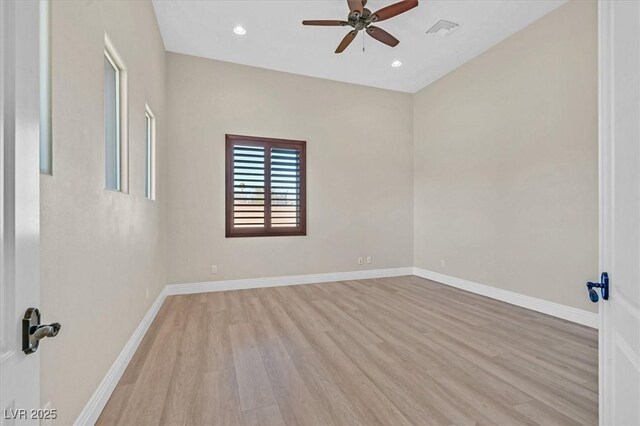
left=597, top=0, right=611, bottom=423
left=74, top=288, right=167, bottom=426
left=164, top=267, right=414, bottom=295
left=413, top=268, right=598, bottom=329
left=144, top=104, right=156, bottom=200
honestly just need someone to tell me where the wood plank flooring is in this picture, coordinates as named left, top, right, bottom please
left=97, top=276, right=598, bottom=425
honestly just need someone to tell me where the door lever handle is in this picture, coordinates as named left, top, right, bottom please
left=31, top=323, right=61, bottom=341
left=586, top=272, right=609, bottom=303
left=22, top=308, right=61, bottom=354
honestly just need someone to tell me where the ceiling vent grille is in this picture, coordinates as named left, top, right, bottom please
left=426, top=20, right=460, bottom=38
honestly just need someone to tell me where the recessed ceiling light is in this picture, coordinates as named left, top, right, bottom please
left=391, top=60, right=402, bottom=68
left=233, top=26, right=246, bottom=35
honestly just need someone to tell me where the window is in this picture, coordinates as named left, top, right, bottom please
left=104, top=51, right=120, bottom=190
left=39, top=0, right=52, bottom=174
left=226, top=134, right=306, bottom=237
left=144, top=105, right=155, bottom=200
left=104, top=34, right=128, bottom=192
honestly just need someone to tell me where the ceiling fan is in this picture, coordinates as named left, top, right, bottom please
left=302, top=0, right=419, bottom=53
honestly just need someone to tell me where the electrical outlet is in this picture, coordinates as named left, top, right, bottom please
left=366, top=256, right=372, bottom=264
left=211, top=265, right=218, bottom=274
left=145, top=288, right=149, bottom=300
left=441, top=259, right=446, bottom=268
left=358, top=257, right=364, bottom=265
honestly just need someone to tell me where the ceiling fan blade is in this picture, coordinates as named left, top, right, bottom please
left=302, top=20, right=349, bottom=26
left=372, top=0, right=418, bottom=22
left=335, top=30, right=358, bottom=53
left=366, top=26, right=399, bottom=47
left=347, top=0, right=363, bottom=16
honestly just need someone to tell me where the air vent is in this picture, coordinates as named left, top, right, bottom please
left=426, top=20, right=460, bottom=38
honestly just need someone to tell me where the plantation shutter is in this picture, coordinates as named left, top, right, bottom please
left=232, top=145, right=266, bottom=228
left=271, top=147, right=302, bottom=228
left=226, top=135, right=306, bottom=237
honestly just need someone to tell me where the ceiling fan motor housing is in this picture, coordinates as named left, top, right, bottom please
left=349, top=8, right=374, bottom=29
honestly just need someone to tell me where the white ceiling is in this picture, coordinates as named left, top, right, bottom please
left=152, top=0, right=566, bottom=93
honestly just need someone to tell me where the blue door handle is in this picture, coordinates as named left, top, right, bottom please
left=586, top=272, right=609, bottom=302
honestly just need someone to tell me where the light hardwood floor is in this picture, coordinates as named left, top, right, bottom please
left=97, top=275, right=598, bottom=425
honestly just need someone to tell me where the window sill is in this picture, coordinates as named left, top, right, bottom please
left=226, top=230, right=307, bottom=238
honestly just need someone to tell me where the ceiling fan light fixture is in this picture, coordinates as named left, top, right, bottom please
left=391, top=60, right=402, bottom=68
left=233, top=26, right=247, bottom=35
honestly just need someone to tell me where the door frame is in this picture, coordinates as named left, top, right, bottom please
left=597, top=1, right=609, bottom=423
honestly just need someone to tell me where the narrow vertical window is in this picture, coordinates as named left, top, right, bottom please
left=103, top=34, right=128, bottom=192
left=39, top=0, right=52, bottom=174
left=144, top=105, right=155, bottom=200
left=104, top=51, right=120, bottom=191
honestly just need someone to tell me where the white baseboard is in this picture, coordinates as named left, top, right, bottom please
left=74, top=288, right=167, bottom=426
left=412, top=267, right=598, bottom=329
left=164, top=267, right=414, bottom=295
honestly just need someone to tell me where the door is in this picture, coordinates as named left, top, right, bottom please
left=0, top=0, right=41, bottom=424
left=599, top=1, right=640, bottom=425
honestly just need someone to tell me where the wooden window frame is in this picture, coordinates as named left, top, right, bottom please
left=225, top=134, right=307, bottom=238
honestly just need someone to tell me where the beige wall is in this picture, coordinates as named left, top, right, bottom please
left=413, top=0, right=598, bottom=312
left=165, top=53, right=414, bottom=284
left=41, top=1, right=167, bottom=423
